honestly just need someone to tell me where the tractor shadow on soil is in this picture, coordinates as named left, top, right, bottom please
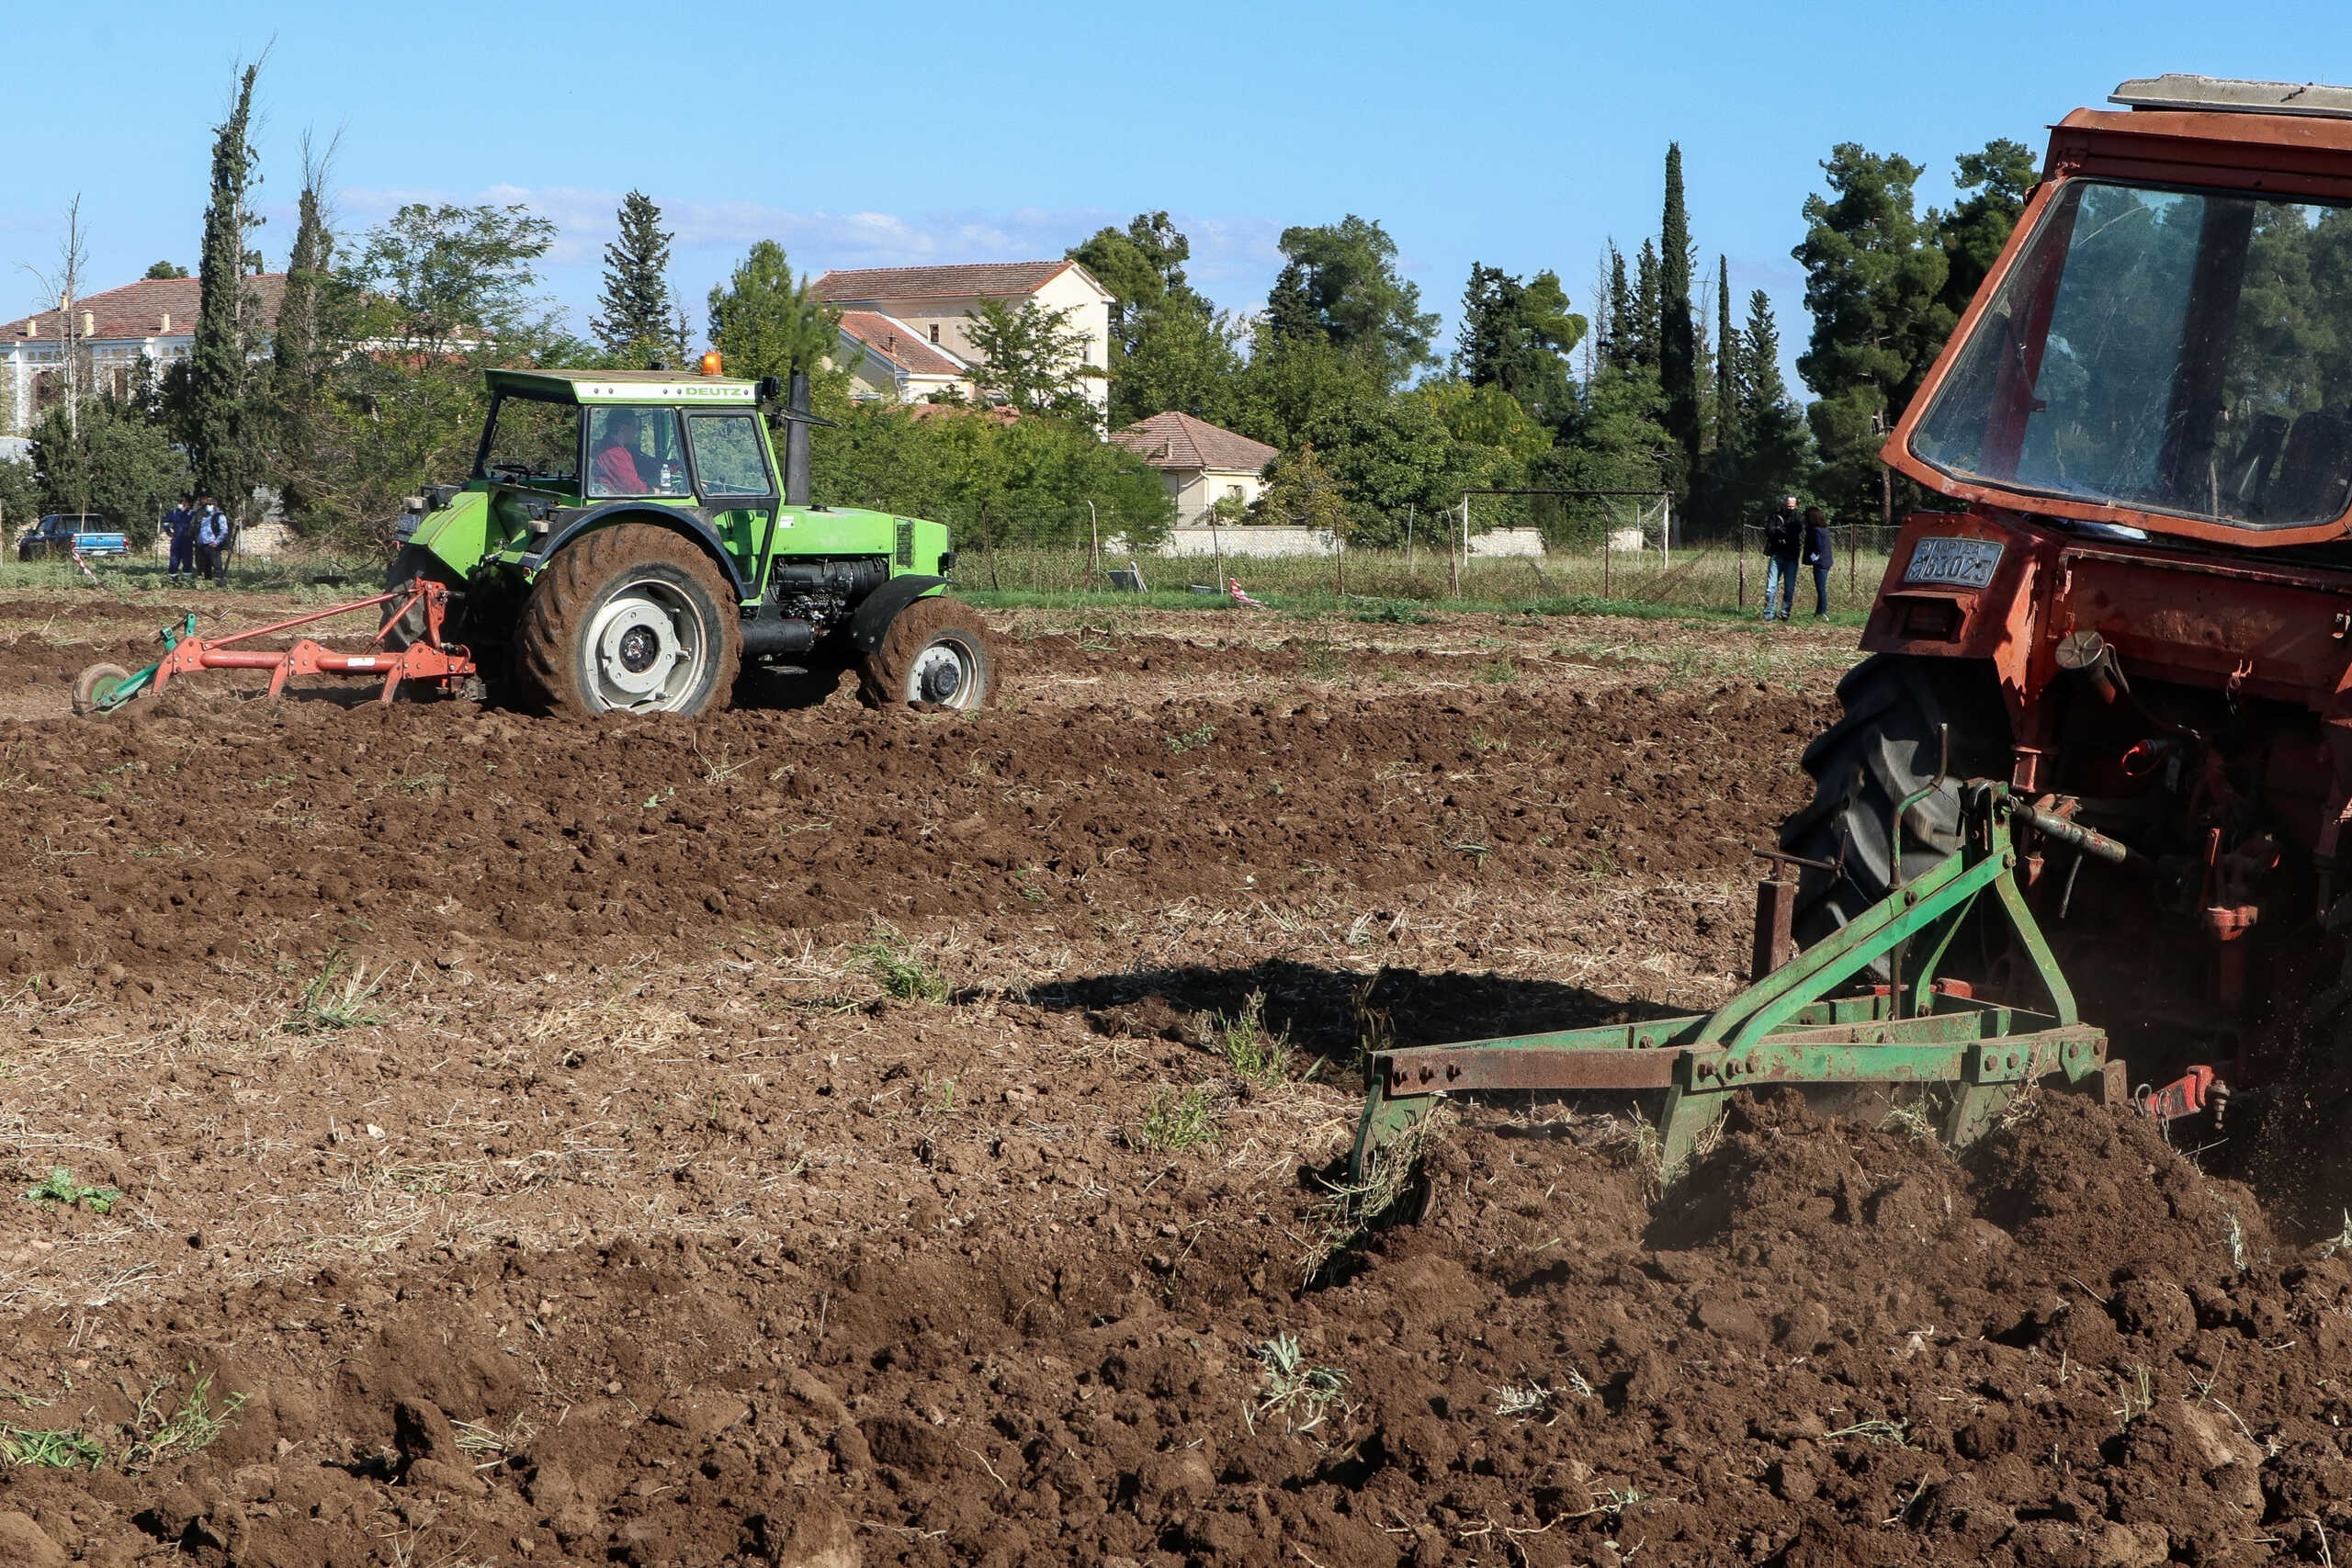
left=1023, top=957, right=1686, bottom=1075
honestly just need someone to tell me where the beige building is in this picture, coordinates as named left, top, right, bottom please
left=0, top=275, right=287, bottom=435
left=1110, top=411, right=1278, bottom=525
left=813, top=261, right=1113, bottom=417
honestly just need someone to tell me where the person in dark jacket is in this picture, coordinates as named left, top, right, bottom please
left=1801, top=505, right=1834, bottom=618
left=1761, top=496, right=1803, bottom=621
left=163, top=492, right=196, bottom=584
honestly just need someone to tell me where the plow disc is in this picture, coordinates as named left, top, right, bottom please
left=72, top=581, right=479, bottom=716
left=1352, top=782, right=2149, bottom=1186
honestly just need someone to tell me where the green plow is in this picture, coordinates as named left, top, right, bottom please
left=1351, top=781, right=2130, bottom=1184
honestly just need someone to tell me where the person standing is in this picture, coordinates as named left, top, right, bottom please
left=163, top=492, right=196, bottom=584
left=194, top=493, right=229, bottom=585
left=1802, top=505, right=1834, bottom=618
left=1761, top=495, right=1803, bottom=622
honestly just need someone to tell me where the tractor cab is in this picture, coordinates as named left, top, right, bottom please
left=1892, top=75, right=2352, bottom=551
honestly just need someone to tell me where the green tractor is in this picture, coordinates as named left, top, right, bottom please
left=386, top=367, right=995, bottom=716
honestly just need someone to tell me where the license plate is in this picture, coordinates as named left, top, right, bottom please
left=1905, top=536, right=2003, bottom=590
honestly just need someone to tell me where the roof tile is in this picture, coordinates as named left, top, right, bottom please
left=1110, top=411, right=1279, bottom=475
left=812, top=261, right=1085, bottom=303
left=838, top=311, right=971, bottom=378
left=0, top=275, right=286, bottom=343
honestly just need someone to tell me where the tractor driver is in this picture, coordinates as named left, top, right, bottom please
left=592, top=409, right=650, bottom=495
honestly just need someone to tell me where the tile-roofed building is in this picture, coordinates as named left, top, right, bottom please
left=1, top=275, right=287, bottom=435
left=834, top=310, right=978, bottom=404
left=815, top=261, right=1113, bottom=419
left=1110, top=412, right=1280, bottom=525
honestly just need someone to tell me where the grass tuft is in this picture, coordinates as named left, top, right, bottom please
left=287, top=950, right=389, bottom=1034
left=1134, top=1087, right=1219, bottom=1152
left=0, top=1427, right=104, bottom=1470
left=123, top=1366, right=247, bottom=1473
left=1299, top=1111, right=1442, bottom=1285
left=1214, top=990, right=1295, bottom=1086
left=851, top=928, right=948, bottom=1005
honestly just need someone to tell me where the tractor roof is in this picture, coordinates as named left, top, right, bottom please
left=485, top=367, right=760, bottom=406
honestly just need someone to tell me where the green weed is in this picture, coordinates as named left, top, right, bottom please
left=852, top=929, right=947, bottom=1004
left=1136, top=1088, right=1219, bottom=1152
left=0, top=1427, right=104, bottom=1470
left=123, top=1367, right=247, bottom=1472
left=1299, top=639, right=1343, bottom=680
left=1214, top=991, right=1294, bottom=1086
left=1165, top=724, right=1217, bottom=754
left=24, top=1166, right=122, bottom=1215
left=1250, top=1333, right=1347, bottom=1434
left=287, top=951, right=388, bottom=1034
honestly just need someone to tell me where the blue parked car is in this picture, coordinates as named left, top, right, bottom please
left=17, top=514, right=128, bottom=562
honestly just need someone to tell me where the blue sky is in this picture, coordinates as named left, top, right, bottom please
left=6, top=1, right=2344, bottom=395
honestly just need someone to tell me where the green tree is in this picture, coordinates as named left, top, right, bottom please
left=707, top=240, right=840, bottom=383
left=1793, top=143, right=1951, bottom=522
left=1658, top=143, right=1699, bottom=468
left=1070, top=213, right=1242, bottom=425
left=346, top=202, right=559, bottom=357
left=143, top=261, right=188, bottom=280
left=1712, top=255, right=1738, bottom=479
left=1264, top=215, right=1437, bottom=389
left=1454, top=264, right=1586, bottom=427
left=1250, top=441, right=1353, bottom=536
left=1602, top=243, right=1635, bottom=371
left=185, top=61, right=263, bottom=517
left=268, top=138, right=347, bottom=524
left=1626, top=240, right=1662, bottom=372
left=965, top=298, right=1100, bottom=420
left=1111, top=293, right=1243, bottom=427
left=1933, top=138, right=2039, bottom=323
left=0, top=457, right=39, bottom=535
left=594, top=191, right=683, bottom=362
left=30, top=404, right=189, bottom=549
left=1733, top=290, right=1813, bottom=516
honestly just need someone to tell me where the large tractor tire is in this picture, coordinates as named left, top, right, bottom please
left=517, top=525, right=741, bottom=716
left=1779, top=652, right=2011, bottom=946
left=857, top=595, right=996, bottom=711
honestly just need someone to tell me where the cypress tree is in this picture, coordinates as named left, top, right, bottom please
left=271, top=140, right=335, bottom=518
left=1629, top=240, right=1662, bottom=371
left=1658, top=143, right=1699, bottom=469
left=187, top=62, right=261, bottom=514
left=594, top=191, right=679, bottom=360
left=1602, top=243, right=1634, bottom=371
left=1713, top=254, right=1738, bottom=476
left=1738, top=289, right=1810, bottom=505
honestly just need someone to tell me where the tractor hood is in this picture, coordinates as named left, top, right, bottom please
left=1888, top=88, right=2352, bottom=548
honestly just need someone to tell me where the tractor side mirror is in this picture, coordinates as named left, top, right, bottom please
left=756, top=375, right=784, bottom=403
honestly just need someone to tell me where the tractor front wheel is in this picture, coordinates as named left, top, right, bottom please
left=857, top=596, right=996, bottom=711
left=1778, top=652, right=2011, bottom=949
left=518, top=525, right=741, bottom=716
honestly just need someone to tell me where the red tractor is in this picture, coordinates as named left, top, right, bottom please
left=1784, top=75, right=2352, bottom=1096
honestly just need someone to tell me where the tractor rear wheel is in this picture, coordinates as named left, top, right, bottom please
left=517, top=525, right=741, bottom=716
left=1779, top=652, right=2011, bottom=946
left=857, top=596, right=996, bottom=711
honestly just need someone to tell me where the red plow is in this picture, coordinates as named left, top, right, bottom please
left=72, top=581, right=480, bottom=715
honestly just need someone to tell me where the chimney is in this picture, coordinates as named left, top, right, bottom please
left=80, top=311, right=94, bottom=338
left=22, top=318, right=37, bottom=338
left=159, top=311, right=171, bottom=333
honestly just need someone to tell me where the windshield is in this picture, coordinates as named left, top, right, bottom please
left=480, top=396, right=580, bottom=488
left=1909, top=179, right=2352, bottom=529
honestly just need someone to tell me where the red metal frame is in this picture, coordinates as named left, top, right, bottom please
left=145, top=581, right=477, bottom=704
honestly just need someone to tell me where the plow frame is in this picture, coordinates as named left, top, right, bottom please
left=1351, top=783, right=2126, bottom=1183
left=77, top=581, right=478, bottom=714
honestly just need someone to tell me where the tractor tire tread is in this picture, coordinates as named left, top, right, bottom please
left=856, top=594, right=997, bottom=711
left=516, top=525, right=741, bottom=716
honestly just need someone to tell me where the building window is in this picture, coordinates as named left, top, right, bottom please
left=929, top=324, right=940, bottom=344
left=1225, top=485, right=1244, bottom=502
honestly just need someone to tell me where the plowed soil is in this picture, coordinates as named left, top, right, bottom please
left=0, top=592, right=2346, bottom=1567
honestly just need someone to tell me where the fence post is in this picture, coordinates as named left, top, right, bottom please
left=1849, top=519, right=1859, bottom=600
left=1603, top=521, right=1611, bottom=599
left=1209, top=512, right=1224, bottom=600
left=1737, top=524, right=1747, bottom=610
left=1086, top=500, right=1100, bottom=591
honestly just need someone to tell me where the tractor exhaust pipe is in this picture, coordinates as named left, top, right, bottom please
left=785, top=369, right=812, bottom=507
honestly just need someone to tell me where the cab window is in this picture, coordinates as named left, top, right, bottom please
left=688, top=415, right=775, bottom=497
left=586, top=406, right=692, bottom=498
left=481, top=396, right=580, bottom=488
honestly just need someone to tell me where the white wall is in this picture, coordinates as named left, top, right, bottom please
left=1135, top=525, right=1548, bottom=558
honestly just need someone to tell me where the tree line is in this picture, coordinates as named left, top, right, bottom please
left=0, top=54, right=2041, bottom=556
